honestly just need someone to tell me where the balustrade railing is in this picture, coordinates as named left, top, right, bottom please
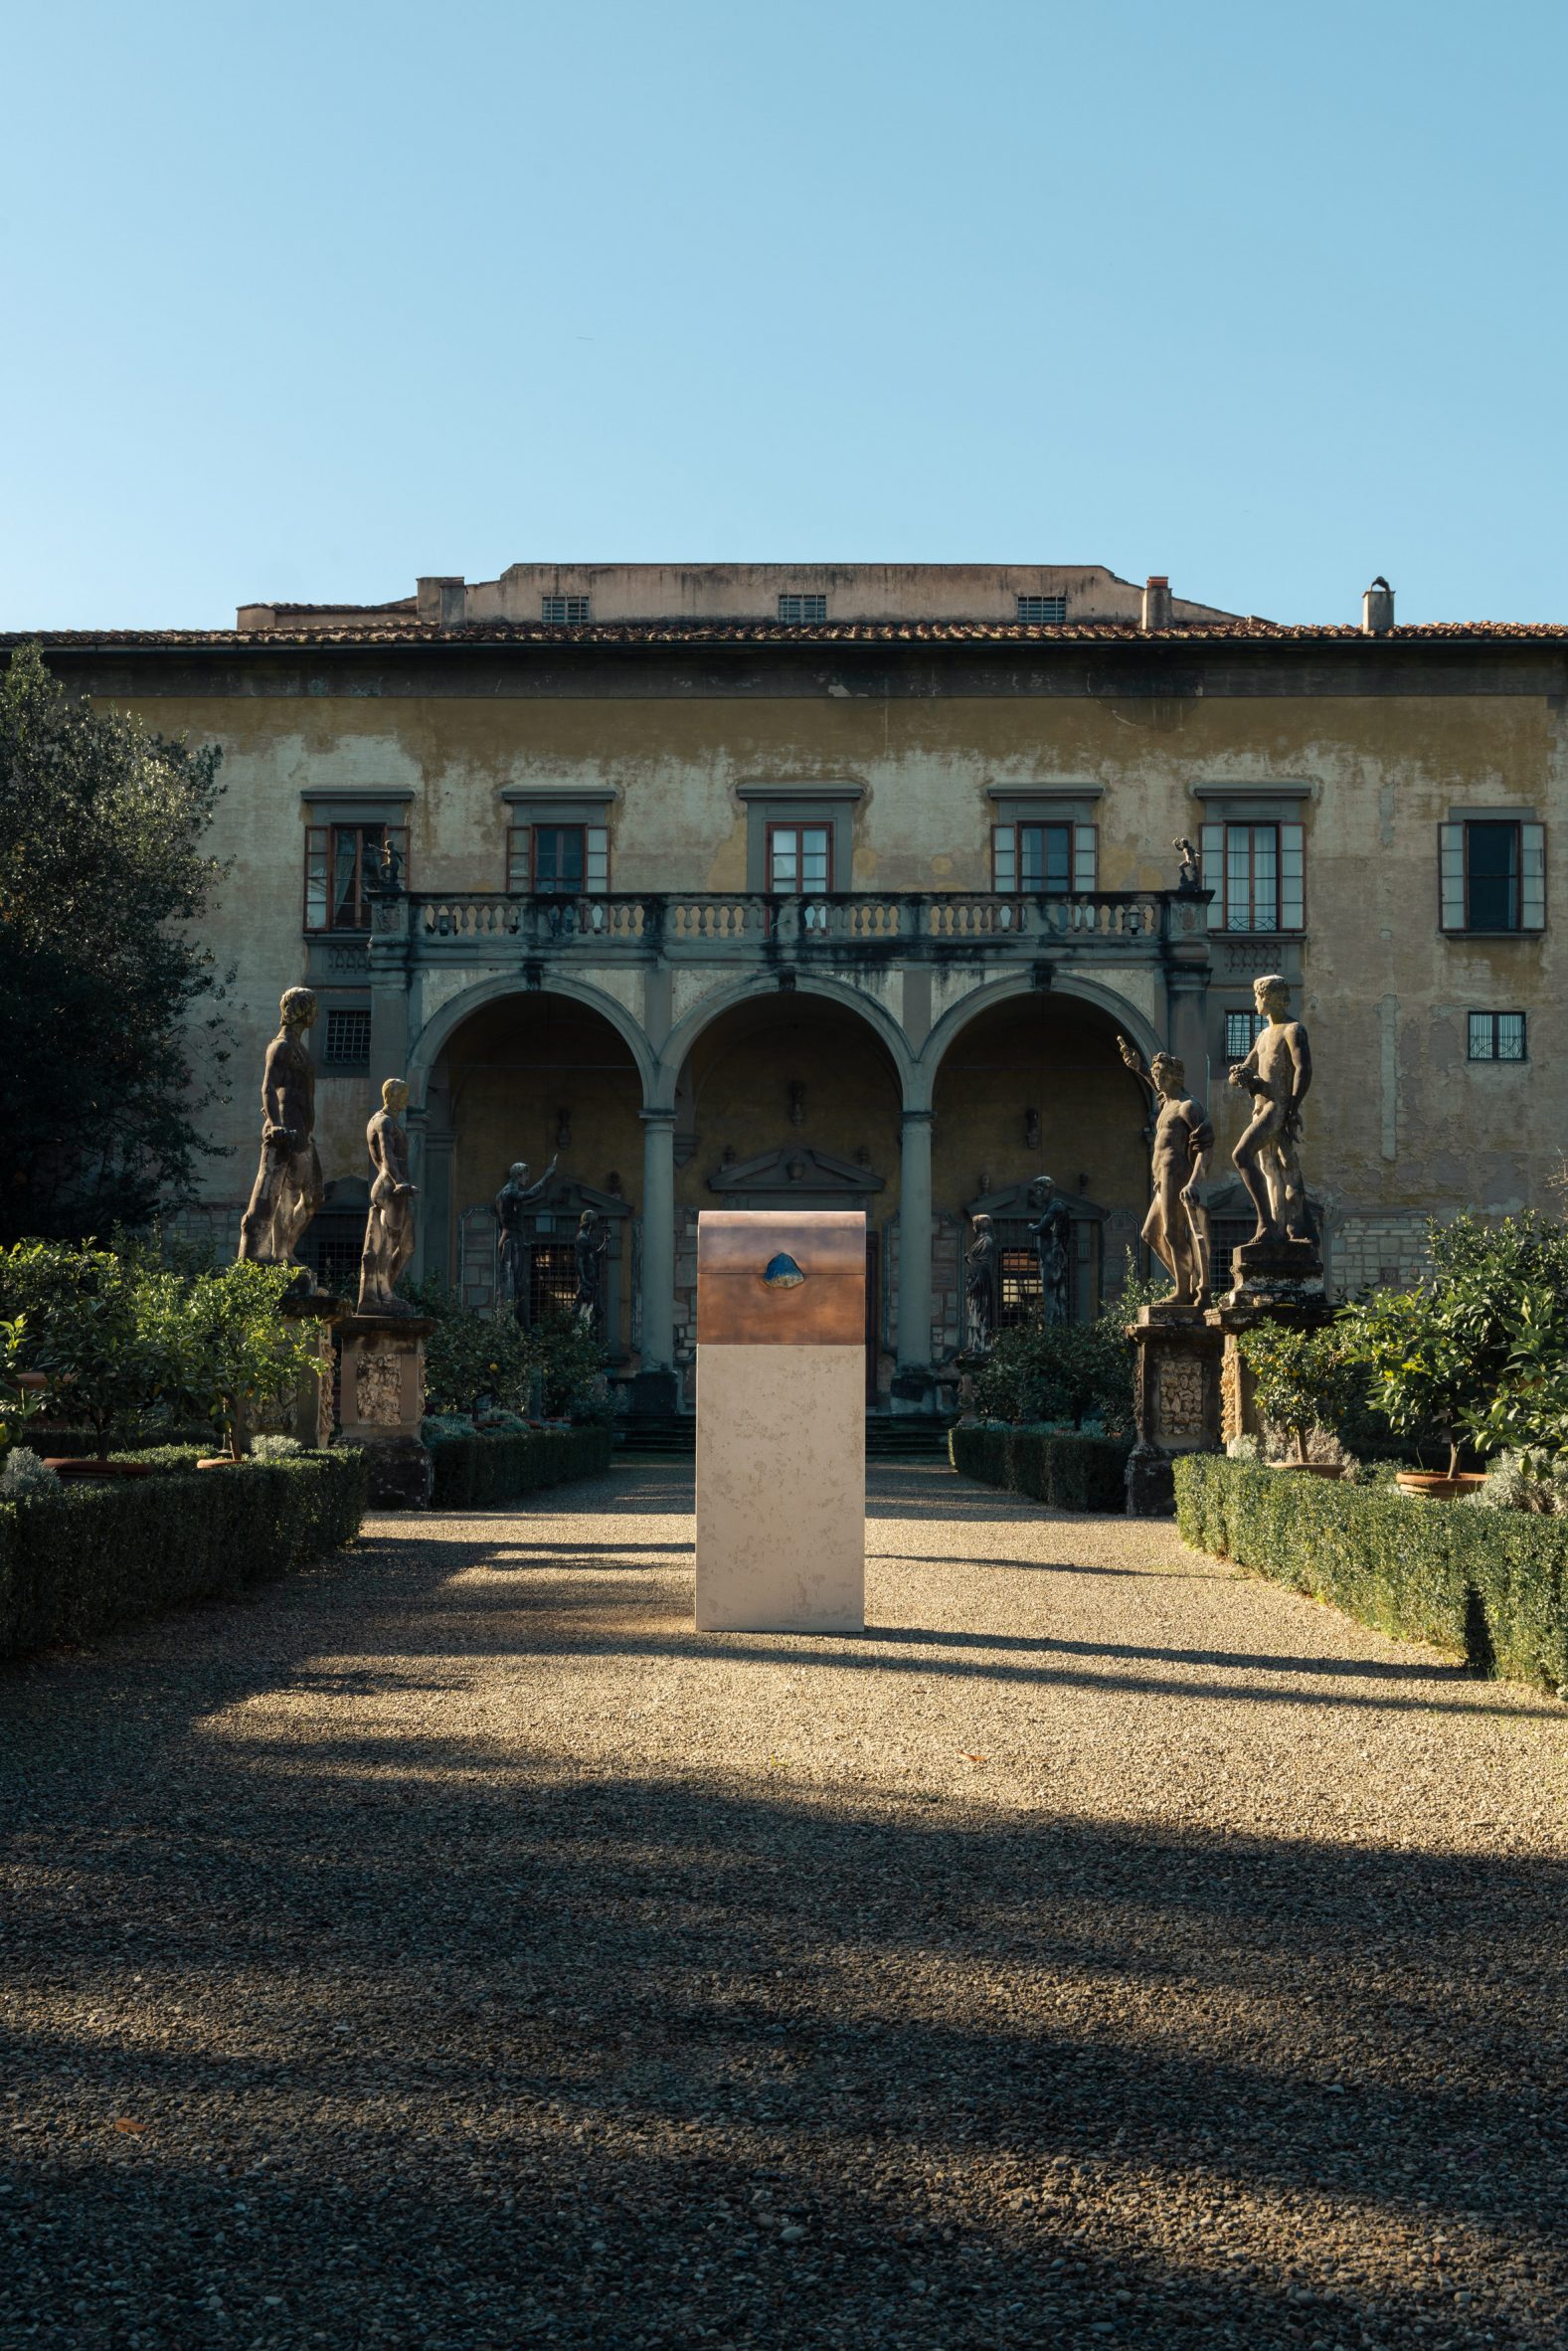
left=398, top=888, right=1194, bottom=956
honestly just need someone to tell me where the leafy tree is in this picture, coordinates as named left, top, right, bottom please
left=0, top=643, right=229, bottom=1241
left=0, top=1240, right=175, bottom=1458
left=1237, top=1322, right=1365, bottom=1463
left=154, top=1261, right=322, bottom=1461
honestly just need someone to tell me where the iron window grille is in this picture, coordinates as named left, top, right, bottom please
left=541, top=595, right=592, bottom=624
left=1468, top=1011, right=1527, bottom=1062
left=324, top=1008, right=372, bottom=1064
left=778, top=594, right=827, bottom=623
left=529, top=1244, right=578, bottom=1324
left=301, top=1212, right=364, bottom=1302
left=1016, top=595, right=1068, bottom=624
left=1440, top=821, right=1546, bottom=933
left=1225, top=1010, right=1269, bottom=1063
left=1199, top=820, right=1305, bottom=934
left=304, top=823, right=408, bottom=932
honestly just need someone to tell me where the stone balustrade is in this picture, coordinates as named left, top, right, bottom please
left=380, top=887, right=1198, bottom=962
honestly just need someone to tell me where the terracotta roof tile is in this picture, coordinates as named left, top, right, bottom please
left=3, top=619, right=1567, bottom=649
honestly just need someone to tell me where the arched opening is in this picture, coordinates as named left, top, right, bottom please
left=673, top=991, right=904, bottom=1398
left=929, top=991, right=1150, bottom=1333
left=424, top=991, right=643, bottom=1367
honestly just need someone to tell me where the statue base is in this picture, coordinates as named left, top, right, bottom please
left=1126, top=1305, right=1223, bottom=1517
left=335, top=1313, right=435, bottom=1509
left=1221, top=1235, right=1325, bottom=1312
left=1205, top=1280, right=1332, bottom=1448
left=281, top=1290, right=349, bottom=1450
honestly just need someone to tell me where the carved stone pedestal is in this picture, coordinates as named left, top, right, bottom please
left=335, top=1314, right=435, bottom=1508
left=1223, top=1235, right=1326, bottom=1313
left=1127, top=1306, right=1223, bottom=1517
left=281, top=1291, right=348, bottom=1450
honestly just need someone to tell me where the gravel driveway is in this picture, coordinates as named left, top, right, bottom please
left=3, top=1460, right=1567, bottom=2351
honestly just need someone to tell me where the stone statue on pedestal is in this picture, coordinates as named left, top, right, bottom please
left=357, top=1079, right=420, bottom=1316
left=1118, top=1036, right=1215, bottom=1307
left=963, top=1214, right=1000, bottom=1353
left=239, top=988, right=324, bottom=1274
left=494, top=1156, right=559, bottom=1323
left=1227, top=973, right=1316, bottom=1252
left=572, top=1210, right=609, bottom=1334
left=1026, top=1176, right=1074, bottom=1325
left=1173, top=836, right=1202, bottom=891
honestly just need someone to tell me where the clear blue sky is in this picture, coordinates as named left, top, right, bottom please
left=2, top=0, right=1564, bottom=630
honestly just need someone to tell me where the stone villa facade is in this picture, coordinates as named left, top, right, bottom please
left=13, top=561, right=1568, bottom=1410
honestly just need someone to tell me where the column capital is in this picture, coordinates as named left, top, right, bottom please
left=639, top=1106, right=678, bottom=1128
left=900, top=1105, right=936, bottom=1127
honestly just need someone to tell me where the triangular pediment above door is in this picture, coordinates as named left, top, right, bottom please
left=708, top=1146, right=885, bottom=1197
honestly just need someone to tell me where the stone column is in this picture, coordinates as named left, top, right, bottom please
left=367, top=895, right=412, bottom=1083
left=896, top=1108, right=935, bottom=1382
left=1165, top=965, right=1211, bottom=1105
left=639, top=1109, right=677, bottom=1377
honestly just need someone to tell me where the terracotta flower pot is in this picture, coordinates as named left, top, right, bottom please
left=1394, top=1470, right=1486, bottom=1502
left=43, top=1458, right=156, bottom=1481
left=197, top=1456, right=246, bottom=1470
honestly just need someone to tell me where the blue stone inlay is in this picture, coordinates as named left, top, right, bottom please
left=762, top=1252, right=805, bottom=1290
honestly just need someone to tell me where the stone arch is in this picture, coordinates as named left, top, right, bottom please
left=656, top=972, right=918, bottom=1107
left=913, top=971, right=1163, bottom=1109
left=405, top=973, right=659, bottom=1111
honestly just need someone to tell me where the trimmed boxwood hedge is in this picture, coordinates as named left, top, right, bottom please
left=1174, top=1454, right=1568, bottom=1693
left=427, top=1424, right=613, bottom=1510
left=949, top=1425, right=1131, bottom=1513
left=0, top=1449, right=368, bottom=1660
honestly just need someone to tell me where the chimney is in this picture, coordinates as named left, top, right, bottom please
left=1362, top=576, right=1395, bottom=635
left=1140, top=574, right=1171, bottom=632
left=417, top=574, right=466, bottom=628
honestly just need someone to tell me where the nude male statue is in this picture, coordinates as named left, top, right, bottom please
left=494, top=1156, right=559, bottom=1323
left=357, top=1079, right=420, bottom=1316
left=1118, top=1037, right=1215, bottom=1306
left=571, top=1210, right=609, bottom=1334
left=1227, top=973, right=1314, bottom=1246
left=238, top=987, right=324, bottom=1270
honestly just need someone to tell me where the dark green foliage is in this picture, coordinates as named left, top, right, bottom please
left=0, top=644, right=230, bottom=1241
left=428, top=1424, right=613, bottom=1509
left=1174, top=1455, right=1568, bottom=1693
left=970, top=1254, right=1167, bottom=1433
left=0, top=1449, right=367, bottom=1659
left=950, top=1425, right=1130, bottom=1512
left=405, top=1279, right=609, bottom=1422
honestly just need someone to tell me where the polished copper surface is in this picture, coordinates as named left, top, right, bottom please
left=697, top=1210, right=866, bottom=1347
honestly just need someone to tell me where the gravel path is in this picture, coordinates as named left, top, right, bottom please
left=4, top=1461, right=1568, bottom=2351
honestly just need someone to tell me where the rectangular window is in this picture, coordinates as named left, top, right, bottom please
left=1440, top=820, right=1546, bottom=933
left=541, top=595, right=591, bottom=624
left=304, top=823, right=407, bottom=932
left=324, top=1008, right=372, bottom=1064
left=528, top=1244, right=578, bottom=1324
left=1016, top=595, right=1067, bottom=623
left=999, top=1248, right=1041, bottom=1328
left=992, top=822, right=1097, bottom=893
left=509, top=823, right=610, bottom=896
left=1468, top=1011, right=1527, bottom=1062
left=1225, top=1009, right=1269, bottom=1063
left=778, top=593, right=827, bottom=623
left=768, top=821, right=832, bottom=932
left=1199, top=820, right=1305, bottom=933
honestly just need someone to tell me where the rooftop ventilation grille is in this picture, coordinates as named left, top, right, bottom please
left=1016, top=595, right=1067, bottom=624
left=542, top=595, right=592, bottom=624
left=778, top=594, right=827, bottom=624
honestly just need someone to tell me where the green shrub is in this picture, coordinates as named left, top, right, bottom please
left=1238, top=1321, right=1367, bottom=1463
left=427, top=1424, right=613, bottom=1510
left=0, top=1448, right=367, bottom=1659
left=1173, top=1454, right=1568, bottom=1693
left=950, top=1425, right=1130, bottom=1512
left=404, top=1279, right=609, bottom=1422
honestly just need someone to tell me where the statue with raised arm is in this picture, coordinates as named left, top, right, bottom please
left=1173, top=836, right=1202, bottom=891
left=239, top=987, right=324, bottom=1272
left=494, top=1155, right=559, bottom=1323
left=1118, top=1035, right=1215, bottom=1307
left=1026, top=1176, right=1074, bottom=1325
left=963, top=1214, right=1000, bottom=1354
left=1227, top=973, right=1315, bottom=1248
left=356, top=1079, right=420, bottom=1316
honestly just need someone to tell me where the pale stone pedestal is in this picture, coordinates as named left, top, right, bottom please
left=1126, top=1304, right=1224, bottom=1517
left=695, top=1345, right=866, bottom=1631
left=694, top=1209, right=866, bottom=1633
left=336, top=1314, right=435, bottom=1509
left=1207, top=1239, right=1332, bottom=1448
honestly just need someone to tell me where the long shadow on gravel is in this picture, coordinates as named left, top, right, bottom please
left=2, top=1499, right=1565, bottom=2351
